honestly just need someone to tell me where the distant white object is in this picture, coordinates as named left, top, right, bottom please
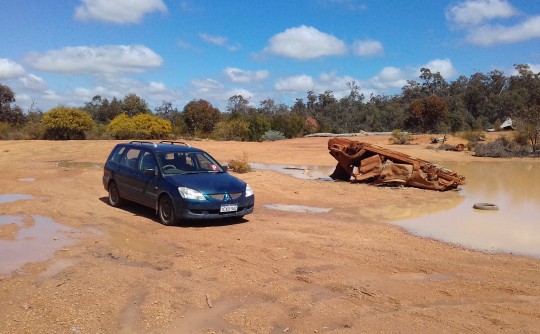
left=501, top=117, right=514, bottom=130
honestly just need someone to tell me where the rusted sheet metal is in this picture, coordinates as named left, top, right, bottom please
left=328, top=138, right=465, bottom=191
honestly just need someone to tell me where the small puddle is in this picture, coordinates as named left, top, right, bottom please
left=393, top=161, right=540, bottom=258
left=18, top=178, right=35, bottom=182
left=250, top=163, right=335, bottom=181
left=0, top=194, right=33, bottom=203
left=264, top=204, right=332, bottom=213
left=56, top=161, right=103, bottom=169
left=0, top=215, right=77, bottom=275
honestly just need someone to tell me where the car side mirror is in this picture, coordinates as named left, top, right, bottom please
left=222, top=165, right=228, bottom=172
left=143, top=168, right=157, bottom=176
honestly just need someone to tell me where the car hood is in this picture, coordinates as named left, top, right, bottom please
left=166, top=172, right=246, bottom=194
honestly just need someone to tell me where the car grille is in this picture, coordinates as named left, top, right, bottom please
left=208, top=192, right=243, bottom=201
left=230, top=192, right=242, bottom=199
left=208, top=193, right=225, bottom=200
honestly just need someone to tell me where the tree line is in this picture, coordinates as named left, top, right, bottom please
left=1, top=64, right=539, bottom=150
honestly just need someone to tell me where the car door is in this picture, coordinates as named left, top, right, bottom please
left=116, top=148, right=142, bottom=202
left=133, top=150, right=160, bottom=208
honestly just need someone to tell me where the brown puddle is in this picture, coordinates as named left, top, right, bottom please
left=0, top=215, right=77, bottom=275
left=393, top=161, right=540, bottom=258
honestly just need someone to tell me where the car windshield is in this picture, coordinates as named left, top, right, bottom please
left=156, top=151, right=224, bottom=175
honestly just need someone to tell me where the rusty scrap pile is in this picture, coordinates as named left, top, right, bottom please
left=328, top=138, right=465, bottom=191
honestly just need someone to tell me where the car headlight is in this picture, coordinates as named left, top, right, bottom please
left=245, top=184, right=254, bottom=197
left=178, top=187, right=206, bottom=200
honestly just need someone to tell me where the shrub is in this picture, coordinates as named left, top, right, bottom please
left=42, top=106, right=95, bottom=140
left=228, top=152, right=252, bottom=173
left=474, top=136, right=529, bottom=157
left=388, top=129, right=412, bottom=144
left=261, top=130, right=285, bottom=141
left=107, top=113, right=171, bottom=139
left=457, top=130, right=485, bottom=142
left=212, top=119, right=250, bottom=141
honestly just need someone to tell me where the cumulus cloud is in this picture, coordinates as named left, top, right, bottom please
left=446, top=0, right=518, bottom=27
left=275, top=75, right=315, bottom=92
left=367, top=67, right=408, bottom=90
left=224, top=67, right=269, bottom=83
left=264, top=25, right=347, bottom=60
left=74, top=0, right=167, bottom=24
left=352, top=39, right=384, bottom=57
left=0, top=58, right=26, bottom=79
left=445, top=0, right=540, bottom=46
left=420, top=58, right=458, bottom=78
left=25, top=45, right=163, bottom=74
left=466, top=16, right=540, bottom=45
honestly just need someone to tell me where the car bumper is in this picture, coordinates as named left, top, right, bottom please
left=172, top=196, right=255, bottom=220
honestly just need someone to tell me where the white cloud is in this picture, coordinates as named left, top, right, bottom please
left=528, top=64, right=540, bottom=73
left=199, top=33, right=241, bottom=51
left=352, top=39, right=384, bottom=57
left=466, top=16, right=540, bottom=45
left=74, top=0, right=167, bottom=24
left=420, top=58, right=457, bottom=79
left=19, top=74, right=47, bottom=91
left=367, top=66, right=408, bottom=90
left=25, top=45, right=163, bottom=74
left=265, top=25, right=347, bottom=60
left=0, top=58, right=25, bottom=79
left=224, top=67, right=269, bottom=83
left=275, top=75, right=315, bottom=92
left=446, top=0, right=518, bottom=27
left=149, top=81, right=167, bottom=93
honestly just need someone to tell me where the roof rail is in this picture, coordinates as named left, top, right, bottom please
left=159, top=140, right=190, bottom=147
left=130, top=141, right=155, bottom=146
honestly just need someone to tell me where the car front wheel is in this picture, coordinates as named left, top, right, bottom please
left=159, top=195, right=177, bottom=226
left=108, top=181, right=123, bottom=207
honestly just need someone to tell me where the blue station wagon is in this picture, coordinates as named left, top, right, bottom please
left=103, top=141, right=254, bottom=225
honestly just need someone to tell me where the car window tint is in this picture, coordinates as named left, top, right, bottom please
left=139, top=151, right=157, bottom=171
left=110, top=147, right=125, bottom=163
left=120, top=148, right=141, bottom=169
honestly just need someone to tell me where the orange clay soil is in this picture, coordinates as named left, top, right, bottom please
left=0, top=135, right=538, bottom=334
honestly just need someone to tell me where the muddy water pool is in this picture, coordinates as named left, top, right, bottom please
left=393, top=161, right=540, bottom=258
left=252, top=160, right=540, bottom=258
left=0, top=215, right=76, bottom=275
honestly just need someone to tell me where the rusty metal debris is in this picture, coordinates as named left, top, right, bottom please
left=328, top=138, right=465, bottom=191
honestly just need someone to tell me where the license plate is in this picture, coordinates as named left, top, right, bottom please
left=220, top=204, right=238, bottom=213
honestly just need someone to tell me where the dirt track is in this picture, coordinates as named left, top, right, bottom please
left=0, top=136, right=539, bottom=333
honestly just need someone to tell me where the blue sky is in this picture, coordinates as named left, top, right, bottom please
left=1, top=0, right=539, bottom=112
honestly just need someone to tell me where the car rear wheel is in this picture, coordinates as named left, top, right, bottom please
left=159, top=195, right=176, bottom=226
left=108, top=181, right=123, bottom=207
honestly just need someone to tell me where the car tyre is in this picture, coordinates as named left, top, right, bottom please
left=159, top=195, right=177, bottom=226
left=108, top=181, right=123, bottom=207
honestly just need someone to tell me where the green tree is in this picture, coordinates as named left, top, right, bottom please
left=42, top=106, right=95, bottom=140
left=516, top=105, right=540, bottom=153
left=227, top=95, right=251, bottom=117
left=122, top=93, right=151, bottom=117
left=183, top=99, right=221, bottom=135
left=0, top=84, right=27, bottom=126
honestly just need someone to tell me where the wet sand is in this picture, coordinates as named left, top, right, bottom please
left=0, top=136, right=539, bottom=333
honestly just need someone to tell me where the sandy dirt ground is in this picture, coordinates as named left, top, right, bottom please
left=0, top=135, right=539, bottom=333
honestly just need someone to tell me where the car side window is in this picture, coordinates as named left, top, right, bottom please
left=139, top=151, right=157, bottom=171
left=120, top=148, right=141, bottom=169
left=110, top=147, right=126, bottom=163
